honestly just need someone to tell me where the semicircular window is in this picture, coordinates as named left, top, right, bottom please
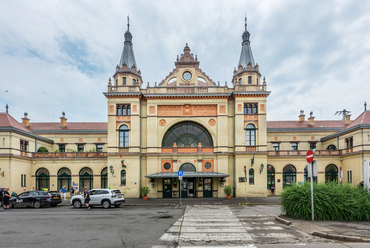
left=162, top=121, right=213, bottom=147
left=179, top=163, right=196, bottom=172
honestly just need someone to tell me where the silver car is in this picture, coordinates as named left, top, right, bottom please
left=70, top=189, right=125, bottom=209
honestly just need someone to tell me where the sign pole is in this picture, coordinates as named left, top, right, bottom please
left=244, top=166, right=247, bottom=202
left=178, top=171, right=183, bottom=205
left=310, top=162, right=314, bottom=221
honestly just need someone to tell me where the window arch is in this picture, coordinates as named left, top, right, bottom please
left=267, top=165, right=275, bottom=189
left=249, top=168, right=254, bottom=185
left=101, top=167, right=108, bottom=189
left=246, top=124, right=256, bottom=146
left=119, top=125, right=129, bottom=147
left=326, top=144, right=337, bottom=150
left=283, top=164, right=296, bottom=187
left=162, top=121, right=213, bottom=147
left=121, top=170, right=126, bottom=186
left=37, top=147, right=48, bottom=152
left=57, top=167, right=71, bottom=191
left=79, top=167, right=93, bottom=191
left=179, top=163, right=196, bottom=172
left=325, top=164, right=338, bottom=183
left=36, top=168, right=50, bottom=190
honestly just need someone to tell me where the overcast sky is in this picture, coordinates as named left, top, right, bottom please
left=1, top=0, right=370, bottom=123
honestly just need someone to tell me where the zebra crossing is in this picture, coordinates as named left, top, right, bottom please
left=152, top=205, right=304, bottom=248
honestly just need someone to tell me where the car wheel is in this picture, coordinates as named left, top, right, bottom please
left=114, top=204, right=121, bottom=208
left=102, top=200, right=111, bottom=209
left=73, top=200, right=82, bottom=208
left=51, top=204, right=56, bottom=207
left=34, top=201, right=41, bottom=209
left=9, top=202, right=14, bottom=208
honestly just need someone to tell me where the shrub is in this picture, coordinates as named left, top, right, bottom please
left=281, top=182, right=370, bottom=221
left=223, top=185, right=234, bottom=196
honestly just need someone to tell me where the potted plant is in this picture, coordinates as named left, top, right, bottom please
left=140, top=186, right=150, bottom=200
left=223, top=185, right=234, bottom=199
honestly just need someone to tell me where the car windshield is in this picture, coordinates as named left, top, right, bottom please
left=113, top=190, right=121, bottom=194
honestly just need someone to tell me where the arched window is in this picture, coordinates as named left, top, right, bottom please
left=162, top=121, right=213, bottom=147
left=246, top=124, right=256, bottom=146
left=36, top=168, right=50, bottom=190
left=119, top=125, right=129, bottom=147
left=249, top=168, right=254, bottom=185
left=283, top=164, right=296, bottom=187
left=57, top=167, right=71, bottom=191
left=37, top=147, right=48, bottom=152
left=179, top=163, right=196, bottom=172
left=79, top=167, right=93, bottom=191
left=121, top=170, right=126, bottom=186
left=101, top=167, right=108, bottom=189
left=325, top=164, right=338, bottom=183
left=326, top=144, right=337, bottom=150
left=267, top=165, right=275, bottom=189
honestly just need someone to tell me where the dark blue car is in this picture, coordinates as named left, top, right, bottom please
left=9, top=191, right=53, bottom=208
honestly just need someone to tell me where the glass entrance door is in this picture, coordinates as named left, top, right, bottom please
left=187, top=179, right=195, bottom=198
left=163, top=179, right=172, bottom=198
left=203, top=178, right=212, bottom=197
left=180, top=178, right=195, bottom=198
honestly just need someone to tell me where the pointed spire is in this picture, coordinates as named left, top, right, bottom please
left=238, top=17, right=255, bottom=68
left=119, top=15, right=137, bottom=69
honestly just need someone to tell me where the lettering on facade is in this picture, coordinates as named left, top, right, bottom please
left=157, top=105, right=217, bottom=116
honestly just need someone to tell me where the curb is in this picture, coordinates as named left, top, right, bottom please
left=275, top=216, right=291, bottom=225
left=312, top=231, right=370, bottom=243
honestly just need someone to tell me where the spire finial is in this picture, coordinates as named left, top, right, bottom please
left=365, top=101, right=367, bottom=111
left=127, top=15, right=130, bottom=30
left=245, top=15, right=247, bottom=30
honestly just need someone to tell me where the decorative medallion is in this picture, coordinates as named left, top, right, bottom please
left=208, top=119, right=216, bottom=126
left=159, top=119, right=166, bottom=126
left=97, top=138, right=102, bottom=142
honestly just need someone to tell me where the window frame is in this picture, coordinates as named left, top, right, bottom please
left=96, top=144, right=103, bottom=152
left=119, top=125, right=129, bottom=147
left=249, top=168, right=254, bottom=185
left=121, top=170, right=126, bottom=186
left=291, top=142, right=298, bottom=151
left=117, top=104, right=131, bottom=116
left=248, top=76, right=252, bottom=84
left=245, top=124, right=256, bottom=146
left=244, top=103, right=258, bottom=115
left=77, top=144, right=84, bottom=152
left=272, top=143, right=279, bottom=151
left=59, top=144, right=65, bottom=152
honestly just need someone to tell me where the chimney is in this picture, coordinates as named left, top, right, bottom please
left=308, top=111, right=315, bottom=126
left=60, top=112, right=67, bottom=127
left=299, top=110, right=305, bottom=121
left=22, top=112, right=30, bottom=127
left=345, top=114, right=351, bottom=125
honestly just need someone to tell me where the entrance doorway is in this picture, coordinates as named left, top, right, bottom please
left=163, top=178, right=172, bottom=198
left=203, top=178, right=212, bottom=197
left=181, top=178, right=195, bottom=198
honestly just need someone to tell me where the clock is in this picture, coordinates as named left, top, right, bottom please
left=183, top=72, right=192, bottom=80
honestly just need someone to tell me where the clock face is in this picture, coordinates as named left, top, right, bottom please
left=183, top=72, right=192, bottom=80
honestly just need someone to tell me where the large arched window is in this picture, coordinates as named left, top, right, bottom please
left=79, top=167, right=93, bottom=191
left=326, top=145, right=337, bottom=150
left=179, top=163, right=196, bottom=172
left=119, top=125, right=129, bottom=147
left=162, top=121, right=213, bottom=147
left=267, top=165, right=275, bottom=189
left=246, top=124, right=256, bottom=146
left=101, top=167, right=108, bottom=189
left=37, top=147, right=48, bottom=152
left=57, top=167, right=71, bottom=190
left=36, top=168, right=50, bottom=190
left=283, top=164, right=296, bottom=187
left=121, top=170, right=126, bottom=186
left=325, top=164, right=338, bottom=183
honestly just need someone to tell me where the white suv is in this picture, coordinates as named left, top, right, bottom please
left=70, top=189, right=125, bottom=209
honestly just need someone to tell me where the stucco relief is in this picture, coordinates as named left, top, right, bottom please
left=116, top=116, right=130, bottom=121
left=219, top=105, right=226, bottom=114
left=208, top=119, right=216, bottom=126
left=237, top=104, right=242, bottom=112
left=79, top=138, right=83, bottom=142
left=260, top=104, right=265, bottom=112
left=109, top=105, right=114, bottom=113
left=157, top=105, right=217, bottom=116
left=97, top=138, right=102, bottom=142
left=159, top=119, right=167, bottom=126
left=132, top=105, right=137, bottom=113
left=60, top=138, right=64, bottom=142
left=149, top=106, right=156, bottom=114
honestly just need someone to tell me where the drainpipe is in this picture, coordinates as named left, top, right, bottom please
left=139, top=97, right=143, bottom=197
left=232, top=96, right=236, bottom=197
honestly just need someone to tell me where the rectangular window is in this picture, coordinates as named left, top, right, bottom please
left=133, top=79, right=136, bottom=85
left=96, top=144, right=103, bottom=152
left=20, top=140, right=28, bottom=151
left=310, top=142, right=316, bottom=150
left=248, top=76, right=252, bottom=84
left=244, top=103, right=258, bottom=115
left=256, top=78, right=259, bottom=85
left=273, top=143, right=279, bottom=151
left=115, top=79, right=118, bottom=86
left=238, top=78, right=242, bottom=84
left=249, top=169, right=254, bottom=185
left=291, top=142, right=298, bottom=151
left=121, top=170, right=126, bottom=186
left=347, top=171, right=352, bottom=183
left=123, top=77, right=126, bottom=85
left=117, top=104, right=131, bottom=116
left=77, top=144, right=84, bottom=152
left=59, top=144, right=65, bottom=152
left=21, top=174, right=27, bottom=187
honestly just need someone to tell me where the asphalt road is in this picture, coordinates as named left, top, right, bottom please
left=0, top=205, right=185, bottom=248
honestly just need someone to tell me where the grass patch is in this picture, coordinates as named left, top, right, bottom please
left=281, top=182, right=370, bottom=221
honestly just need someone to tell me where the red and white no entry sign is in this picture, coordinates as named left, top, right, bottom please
left=306, top=150, right=314, bottom=163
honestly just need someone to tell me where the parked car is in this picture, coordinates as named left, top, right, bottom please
left=70, top=189, right=125, bottom=209
left=9, top=191, right=53, bottom=208
left=47, top=191, right=62, bottom=207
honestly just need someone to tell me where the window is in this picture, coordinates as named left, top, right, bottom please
left=327, top=144, right=337, bottom=150
left=123, top=77, right=126, bottom=85
left=345, top=137, right=353, bottom=148
left=121, top=170, right=126, bottom=186
left=115, top=79, right=118, bottom=86
left=21, top=174, right=26, bottom=187
left=117, top=104, right=131, bottom=116
left=59, top=144, right=65, bottom=152
left=133, top=79, right=136, bottom=85
left=291, top=142, right=298, bottom=151
left=267, top=165, right=275, bottom=189
left=36, top=168, right=50, bottom=190
left=244, top=103, right=258, bottom=115
left=77, top=144, right=84, bottom=152
left=57, top=168, right=71, bottom=191
left=246, top=124, right=256, bottom=146
left=20, top=140, right=28, bottom=151
left=248, top=76, right=252, bottom=84
left=119, top=125, right=129, bottom=147
left=310, top=142, right=316, bottom=150
left=238, top=78, right=242, bottom=84
left=272, top=143, right=279, bottom=151
left=283, top=164, right=296, bottom=187
left=163, top=163, right=171, bottom=170
left=101, top=167, right=108, bottom=188
left=79, top=167, right=93, bottom=191
left=249, top=169, right=254, bottom=185
left=347, top=170, right=352, bottom=183
left=325, top=164, right=338, bottom=183
left=204, top=162, right=211, bottom=170
left=96, top=144, right=103, bottom=152
left=256, top=78, right=259, bottom=85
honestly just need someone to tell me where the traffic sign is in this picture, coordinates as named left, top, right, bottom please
left=178, top=176, right=183, bottom=181
left=306, top=150, right=314, bottom=163
left=178, top=170, right=183, bottom=176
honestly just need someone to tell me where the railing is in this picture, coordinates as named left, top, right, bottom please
left=161, top=147, right=214, bottom=154
left=32, top=152, right=107, bottom=159
left=234, top=84, right=266, bottom=92
left=108, top=85, right=141, bottom=93
left=267, top=150, right=342, bottom=157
